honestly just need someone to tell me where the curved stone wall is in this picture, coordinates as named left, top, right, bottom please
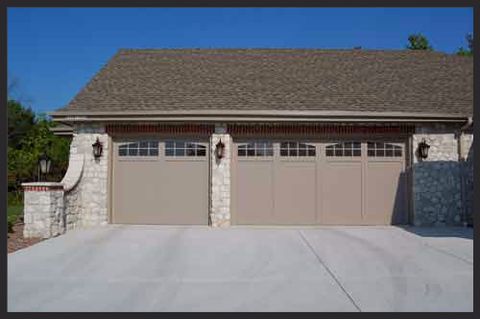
left=63, top=124, right=109, bottom=228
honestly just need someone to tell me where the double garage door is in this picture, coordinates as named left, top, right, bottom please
left=232, top=140, right=407, bottom=225
left=112, top=137, right=407, bottom=225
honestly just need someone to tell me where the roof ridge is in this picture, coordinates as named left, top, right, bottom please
left=117, top=48, right=442, bottom=52
left=115, top=48, right=456, bottom=58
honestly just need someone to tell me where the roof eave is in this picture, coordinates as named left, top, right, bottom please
left=49, top=109, right=471, bottom=123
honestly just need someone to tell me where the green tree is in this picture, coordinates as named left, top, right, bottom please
left=406, top=33, right=433, bottom=51
left=8, top=99, right=35, bottom=148
left=457, top=33, right=473, bottom=56
left=7, top=100, right=70, bottom=191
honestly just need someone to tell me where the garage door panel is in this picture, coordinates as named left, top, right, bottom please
left=112, top=139, right=208, bottom=225
left=113, top=161, right=162, bottom=224
left=236, top=161, right=274, bottom=224
left=365, top=161, right=406, bottom=225
left=275, top=162, right=316, bottom=224
left=322, top=162, right=363, bottom=225
left=160, top=161, right=209, bottom=224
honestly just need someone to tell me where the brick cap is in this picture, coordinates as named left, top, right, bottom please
left=22, top=182, right=64, bottom=191
left=22, top=182, right=63, bottom=187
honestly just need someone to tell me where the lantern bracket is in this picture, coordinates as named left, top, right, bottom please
left=215, top=139, right=225, bottom=159
left=417, top=138, right=430, bottom=160
left=92, top=138, right=103, bottom=159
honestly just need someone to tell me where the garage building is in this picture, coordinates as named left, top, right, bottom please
left=22, top=49, right=473, bottom=237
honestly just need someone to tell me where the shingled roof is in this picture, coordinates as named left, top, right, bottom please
left=53, top=49, right=473, bottom=118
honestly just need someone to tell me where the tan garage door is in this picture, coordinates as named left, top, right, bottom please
left=112, top=138, right=209, bottom=224
left=232, top=139, right=407, bottom=225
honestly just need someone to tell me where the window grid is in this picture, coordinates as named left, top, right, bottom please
left=325, top=142, right=361, bottom=157
left=367, top=142, right=402, bottom=157
left=280, top=142, right=316, bottom=157
left=165, top=141, right=207, bottom=157
left=238, top=141, right=273, bottom=157
left=118, top=141, right=159, bottom=157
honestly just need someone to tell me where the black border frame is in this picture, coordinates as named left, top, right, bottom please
left=1, top=1, right=477, bottom=318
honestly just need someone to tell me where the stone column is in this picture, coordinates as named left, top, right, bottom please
left=65, top=124, right=109, bottom=228
left=412, top=133, right=462, bottom=226
left=210, top=125, right=232, bottom=227
left=460, top=133, right=474, bottom=225
left=22, top=182, right=65, bottom=238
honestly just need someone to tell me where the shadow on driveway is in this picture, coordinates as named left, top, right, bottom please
left=398, top=226, right=473, bottom=240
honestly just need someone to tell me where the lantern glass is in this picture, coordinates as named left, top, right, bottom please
left=39, top=159, right=47, bottom=174
left=39, top=153, right=51, bottom=175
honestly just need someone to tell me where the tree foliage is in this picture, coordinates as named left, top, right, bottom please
left=8, top=100, right=35, bottom=148
left=457, top=33, right=473, bottom=57
left=7, top=99, right=71, bottom=191
left=406, top=33, right=433, bottom=51
left=467, top=33, right=473, bottom=52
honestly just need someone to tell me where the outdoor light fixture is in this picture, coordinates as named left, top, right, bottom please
left=39, top=153, right=52, bottom=175
left=92, top=137, right=103, bottom=159
left=38, top=153, right=52, bottom=182
left=417, top=139, right=430, bottom=159
left=215, top=139, right=225, bottom=159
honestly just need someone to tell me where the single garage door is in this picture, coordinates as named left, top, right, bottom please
left=232, top=140, right=407, bottom=225
left=112, top=138, right=209, bottom=224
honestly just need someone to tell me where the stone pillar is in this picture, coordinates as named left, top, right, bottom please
left=22, top=182, right=65, bottom=238
left=64, top=124, right=109, bottom=228
left=460, top=133, right=474, bottom=225
left=412, top=133, right=462, bottom=226
left=210, top=125, right=232, bottom=227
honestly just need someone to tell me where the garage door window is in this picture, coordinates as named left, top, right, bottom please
left=118, top=141, right=159, bottom=157
left=238, top=141, right=273, bottom=157
left=165, top=141, right=206, bottom=157
left=326, top=142, right=361, bottom=157
left=280, top=142, right=316, bottom=157
left=367, top=142, right=402, bottom=157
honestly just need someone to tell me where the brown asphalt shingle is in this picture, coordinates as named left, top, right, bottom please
left=56, top=49, right=473, bottom=116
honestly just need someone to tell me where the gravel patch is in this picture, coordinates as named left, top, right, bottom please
left=8, top=222, right=43, bottom=253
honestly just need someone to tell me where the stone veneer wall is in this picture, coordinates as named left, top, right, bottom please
left=64, top=178, right=82, bottom=230
left=22, top=122, right=472, bottom=235
left=412, top=127, right=473, bottom=226
left=209, top=130, right=232, bottom=227
left=64, top=124, right=109, bottom=228
left=22, top=124, right=110, bottom=238
left=461, top=133, right=474, bottom=225
left=23, top=183, right=65, bottom=238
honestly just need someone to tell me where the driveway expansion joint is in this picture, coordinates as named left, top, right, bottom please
left=297, top=230, right=362, bottom=312
left=394, top=228, right=473, bottom=266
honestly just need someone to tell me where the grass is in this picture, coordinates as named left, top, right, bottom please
left=8, top=205, right=23, bottom=232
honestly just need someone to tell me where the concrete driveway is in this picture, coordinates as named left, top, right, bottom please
left=8, top=225, right=473, bottom=312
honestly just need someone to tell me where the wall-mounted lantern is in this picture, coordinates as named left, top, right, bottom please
left=38, top=153, right=52, bottom=181
left=215, top=139, right=225, bottom=159
left=92, top=138, right=103, bottom=159
left=417, top=139, right=430, bottom=159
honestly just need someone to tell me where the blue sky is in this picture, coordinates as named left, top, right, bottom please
left=8, top=8, right=473, bottom=114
